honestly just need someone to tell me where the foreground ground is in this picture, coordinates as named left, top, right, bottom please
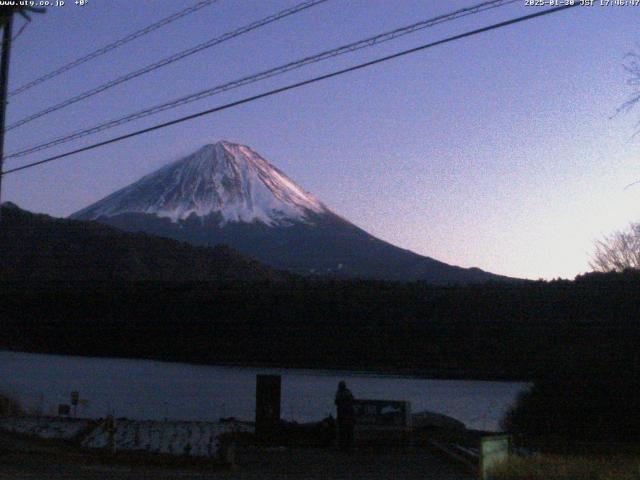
left=490, top=454, right=640, bottom=480
left=0, top=432, right=471, bottom=480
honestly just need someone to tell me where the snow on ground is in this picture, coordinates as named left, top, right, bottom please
left=0, top=415, right=252, bottom=458
left=81, top=418, right=252, bottom=457
left=0, top=416, right=92, bottom=440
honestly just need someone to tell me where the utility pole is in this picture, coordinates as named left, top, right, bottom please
left=0, top=6, right=44, bottom=219
left=0, top=8, right=14, bottom=214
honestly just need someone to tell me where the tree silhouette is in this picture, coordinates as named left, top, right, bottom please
left=591, top=222, right=640, bottom=272
left=618, top=51, right=640, bottom=117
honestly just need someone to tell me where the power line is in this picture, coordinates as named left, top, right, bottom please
left=4, top=0, right=329, bottom=132
left=6, top=0, right=518, bottom=160
left=1, top=3, right=579, bottom=178
left=11, top=18, right=29, bottom=41
left=7, top=0, right=219, bottom=98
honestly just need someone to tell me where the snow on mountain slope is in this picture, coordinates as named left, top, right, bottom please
left=71, top=140, right=517, bottom=284
left=72, top=141, right=327, bottom=226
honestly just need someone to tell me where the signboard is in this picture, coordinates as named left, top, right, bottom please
left=353, top=400, right=411, bottom=428
left=255, top=375, right=281, bottom=438
left=480, top=434, right=511, bottom=480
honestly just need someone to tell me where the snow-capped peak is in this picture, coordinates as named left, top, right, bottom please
left=72, top=141, right=327, bottom=226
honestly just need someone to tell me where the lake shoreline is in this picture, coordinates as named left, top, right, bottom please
left=0, top=347, right=532, bottom=383
left=0, top=350, right=529, bottom=432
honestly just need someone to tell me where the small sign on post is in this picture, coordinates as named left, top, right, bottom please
left=480, top=434, right=511, bottom=480
left=352, top=399, right=411, bottom=445
left=353, top=399, right=411, bottom=428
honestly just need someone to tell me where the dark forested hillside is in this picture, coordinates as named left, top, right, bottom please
left=2, top=203, right=639, bottom=380
left=0, top=202, right=288, bottom=283
left=2, top=272, right=639, bottom=380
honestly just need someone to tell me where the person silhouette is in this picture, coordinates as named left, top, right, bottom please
left=334, top=381, right=355, bottom=452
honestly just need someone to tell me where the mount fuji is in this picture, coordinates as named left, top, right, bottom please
left=72, top=141, right=512, bottom=284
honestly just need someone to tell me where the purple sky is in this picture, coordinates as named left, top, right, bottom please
left=3, top=0, right=640, bottom=280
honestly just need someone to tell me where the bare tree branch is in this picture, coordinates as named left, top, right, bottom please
left=615, top=51, right=640, bottom=117
left=590, top=222, right=640, bottom=272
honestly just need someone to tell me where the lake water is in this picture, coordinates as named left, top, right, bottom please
left=0, top=350, right=530, bottom=432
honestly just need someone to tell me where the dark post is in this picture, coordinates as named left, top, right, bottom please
left=57, top=404, right=71, bottom=416
left=0, top=9, right=14, bottom=215
left=255, top=374, right=281, bottom=440
left=71, top=390, right=79, bottom=417
left=0, top=6, right=44, bottom=218
left=106, top=415, right=117, bottom=454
